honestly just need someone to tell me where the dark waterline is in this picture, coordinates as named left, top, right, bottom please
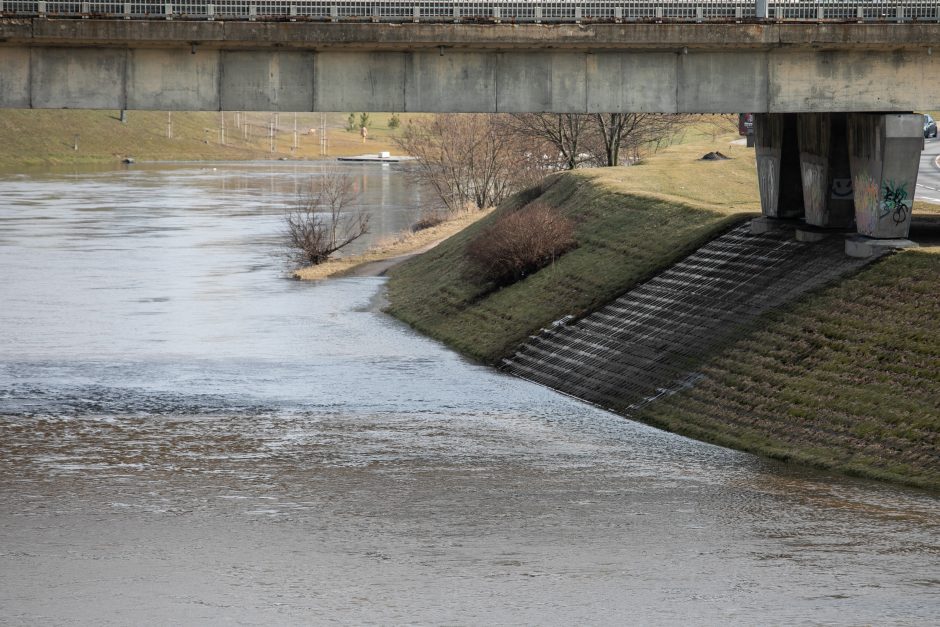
left=0, top=162, right=938, bottom=624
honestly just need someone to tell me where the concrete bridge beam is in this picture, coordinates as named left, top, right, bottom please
left=848, top=113, right=924, bottom=239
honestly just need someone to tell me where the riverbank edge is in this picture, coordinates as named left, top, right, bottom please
left=384, top=171, right=940, bottom=491
left=292, top=209, right=494, bottom=280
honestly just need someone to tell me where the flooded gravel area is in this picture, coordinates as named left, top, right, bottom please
left=1, top=163, right=938, bottom=624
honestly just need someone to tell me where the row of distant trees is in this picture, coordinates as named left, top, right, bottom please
left=286, top=112, right=706, bottom=266
left=394, top=113, right=691, bottom=213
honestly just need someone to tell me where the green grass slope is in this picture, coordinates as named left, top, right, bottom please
left=636, top=248, right=940, bottom=490
left=386, top=160, right=758, bottom=363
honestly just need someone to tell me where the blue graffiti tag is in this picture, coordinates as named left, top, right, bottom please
left=880, top=180, right=910, bottom=225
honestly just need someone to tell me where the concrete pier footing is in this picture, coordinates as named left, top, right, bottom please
left=845, top=235, right=919, bottom=258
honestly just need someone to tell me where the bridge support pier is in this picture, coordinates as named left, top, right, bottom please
left=797, top=113, right=855, bottom=229
left=754, top=113, right=804, bottom=221
left=755, top=112, right=924, bottom=243
left=847, top=113, right=924, bottom=239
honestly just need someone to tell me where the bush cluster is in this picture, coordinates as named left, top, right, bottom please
left=466, top=202, right=577, bottom=286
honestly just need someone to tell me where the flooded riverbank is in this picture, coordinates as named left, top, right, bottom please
left=1, top=163, right=938, bottom=624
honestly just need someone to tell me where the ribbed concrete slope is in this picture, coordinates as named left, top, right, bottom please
left=503, top=223, right=878, bottom=413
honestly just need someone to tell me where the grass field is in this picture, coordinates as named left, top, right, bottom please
left=386, top=128, right=761, bottom=363
left=0, top=110, right=417, bottom=167
left=636, top=247, right=940, bottom=490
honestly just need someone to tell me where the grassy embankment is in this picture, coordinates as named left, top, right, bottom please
left=387, top=125, right=940, bottom=489
left=386, top=127, right=761, bottom=362
left=636, top=247, right=940, bottom=490
left=0, top=110, right=414, bottom=167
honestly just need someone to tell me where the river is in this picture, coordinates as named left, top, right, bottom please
left=0, top=161, right=937, bottom=625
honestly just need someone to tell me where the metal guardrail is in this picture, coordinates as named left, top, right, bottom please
left=0, top=0, right=938, bottom=22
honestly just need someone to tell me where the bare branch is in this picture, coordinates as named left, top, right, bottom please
left=284, top=168, right=370, bottom=265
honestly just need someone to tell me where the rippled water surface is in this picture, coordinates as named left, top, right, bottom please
left=1, top=163, right=938, bottom=625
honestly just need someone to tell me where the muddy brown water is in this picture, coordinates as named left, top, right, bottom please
left=1, top=162, right=938, bottom=625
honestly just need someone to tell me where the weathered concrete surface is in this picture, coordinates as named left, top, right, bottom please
left=845, top=234, right=918, bottom=258
left=30, top=47, right=125, bottom=109
left=585, top=52, right=677, bottom=112
left=314, top=51, right=405, bottom=112
left=495, top=52, right=586, bottom=113
left=127, top=49, right=220, bottom=110
left=797, top=113, right=854, bottom=228
left=767, top=49, right=937, bottom=112
left=9, top=20, right=940, bottom=51
left=848, top=114, right=923, bottom=239
left=0, top=48, right=30, bottom=108
left=3, top=20, right=940, bottom=112
left=755, top=113, right=804, bottom=219
left=221, top=51, right=315, bottom=112
left=677, top=52, right=768, bottom=113
left=407, top=51, right=497, bottom=112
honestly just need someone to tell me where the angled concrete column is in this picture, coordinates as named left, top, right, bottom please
left=754, top=113, right=804, bottom=219
left=848, top=114, right=924, bottom=239
left=797, top=113, right=855, bottom=229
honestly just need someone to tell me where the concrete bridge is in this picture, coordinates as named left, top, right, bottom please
left=0, top=4, right=936, bottom=241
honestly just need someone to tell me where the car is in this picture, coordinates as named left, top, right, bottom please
left=925, top=113, right=938, bottom=138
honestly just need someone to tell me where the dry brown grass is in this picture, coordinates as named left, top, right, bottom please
left=293, top=209, right=493, bottom=280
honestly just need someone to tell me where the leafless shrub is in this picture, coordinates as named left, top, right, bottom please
left=466, top=202, right=577, bottom=286
left=411, top=207, right=450, bottom=232
left=285, top=169, right=370, bottom=265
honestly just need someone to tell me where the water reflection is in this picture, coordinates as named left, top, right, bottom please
left=0, top=163, right=937, bottom=624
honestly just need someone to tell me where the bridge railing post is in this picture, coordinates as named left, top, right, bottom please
left=756, top=0, right=768, bottom=19
left=37, top=0, right=46, bottom=17
left=164, top=2, right=172, bottom=20
left=123, top=2, right=130, bottom=19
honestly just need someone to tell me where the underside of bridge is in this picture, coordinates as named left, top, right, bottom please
left=0, top=19, right=933, bottom=243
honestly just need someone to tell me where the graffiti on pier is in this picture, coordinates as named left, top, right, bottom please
left=854, top=172, right=880, bottom=234
left=880, top=180, right=910, bottom=225
left=830, top=178, right=853, bottom=200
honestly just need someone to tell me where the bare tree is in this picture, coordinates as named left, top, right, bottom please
left=587, top=114, right=689, bottom=167
left=394, top=114, right=533, bottom=213
left=505, top=114, right=594, bottom=170
left=504, top=113, right=689, bottom=168
left=285, top=169, right=370, bottom=265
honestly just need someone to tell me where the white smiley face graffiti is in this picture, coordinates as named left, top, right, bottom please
left=831, top=178, right=853, bottom=199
